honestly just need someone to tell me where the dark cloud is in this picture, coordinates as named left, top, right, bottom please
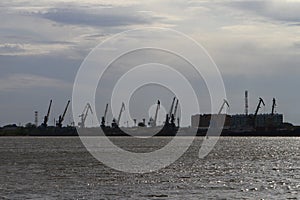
left=0, top=54, right=81, bottom=82
left=227, top=0, right=300, bottom=23
left=228, top=0, right=267, bottom=12
left=0, top=73, right=71, bottom=91
left=33, top=7, right=159, bottom=27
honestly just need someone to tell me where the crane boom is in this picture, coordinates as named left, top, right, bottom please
left=169, top=97, right=176, bottom=116
left=46, top=100, right=52, bottom=121
left=104, top=103, right=108, bottom=120
left=56, top=100, right=70, bottom=127
left=153, top=100, right=160, bottom=125
left=101, top=103, right=109, bottom=127
left=173, top=99, right=179, bottom=117
left=79, top=103, right=93, bottom=128
left=42, top=99, right=52, bottom=127
left=61, top=100, right=70, bottom=121
left=218, top=99, right=229, bottom=114
left=254, top=97, right=265, bottom=116
left=117, top=102, right=125, bottom=126
left=271, top=98, right=276, bottom=115
left=148, top=100, right=160, bottom=127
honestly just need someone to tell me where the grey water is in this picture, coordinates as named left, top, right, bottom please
left=0, top=137, right=300, bottom=199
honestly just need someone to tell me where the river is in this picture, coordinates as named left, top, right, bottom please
left=0, top=137, right=299, bottom=199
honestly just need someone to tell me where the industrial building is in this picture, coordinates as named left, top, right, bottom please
left=191, top=114, right=231, bottom=129
left=230, top=113, right=283, bottom=129
left=191, top=113, right=283, bottom=130
left=191, top=91, right=284, bottom=131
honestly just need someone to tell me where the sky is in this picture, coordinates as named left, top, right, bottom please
left=0, top=0, right=300, bottom=127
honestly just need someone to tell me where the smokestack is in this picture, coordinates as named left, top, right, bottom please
left=245, top=90, right=248, bottom=115
left=34, top=111, right=38, bottom=127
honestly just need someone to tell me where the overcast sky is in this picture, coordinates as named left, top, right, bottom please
left=0, top=0, right=300, bottom=126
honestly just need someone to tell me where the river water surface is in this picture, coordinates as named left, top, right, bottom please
left=0, top=137, right=300, bottom=199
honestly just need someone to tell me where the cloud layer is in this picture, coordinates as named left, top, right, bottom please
left=0, top=0, right=300, bottom=126
left=0, top=73, right=71, bottom=91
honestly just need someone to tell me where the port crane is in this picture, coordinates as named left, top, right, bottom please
left=169, top=97, right=176, bottom=117
left=271, top=98, right=276, bottom=115
left=56, top=100, right=70, bottom=128
left=41, top=99, right=52, bottom=127
left=252, top=97, right=265, bottom=127
left=117, top=102, right=125, bottom=126
left=149, top=100, right=160, bottom=127
left=101, top=103, right=109, bottom=127
left=153, top=100, right=160, bottom=126
left=254, top=97, right=265, bottom=117
left=78, top=103, right=93, bottom=128
left=165, top=97, right=176, bottom=124
left=171, top=99, right=179, bottom=125
left=218, top=99, right=229, bottom=114
left=173, top=99, right=179, bottom=117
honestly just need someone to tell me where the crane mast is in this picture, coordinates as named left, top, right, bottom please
left=173, top=99, right=179, bottom=117
left=254, top=97, right=265, bottom=117
left=167, top=97, right=176, bottom=124
left=153, top=100, right=160, bottom=126
left=172, top=99, right=180, bottom=127
left=104, top=103, right=108, bottom=121
left=101, top=103, right=109, bottom=127
left=271, top=98, right=276, bottom=115
left=149, top=100, right=160, bottom=127
left=218, top=99, right=229, bottom=114
left=252, top=97, right=265, bottom=128
left=42, top=99, right=52, bottom=127
left=117, top=102, right=125, bottom=126
left=169, top=97, right=176, bottom=117
left=170, top=98, right=178, bottom=125
left=79, top=103, right=93, bottom=128
left=56, top=100, right=70, bottom=128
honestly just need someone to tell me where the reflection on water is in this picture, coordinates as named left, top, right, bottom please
left=0, top=137, right=300, bottom=199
